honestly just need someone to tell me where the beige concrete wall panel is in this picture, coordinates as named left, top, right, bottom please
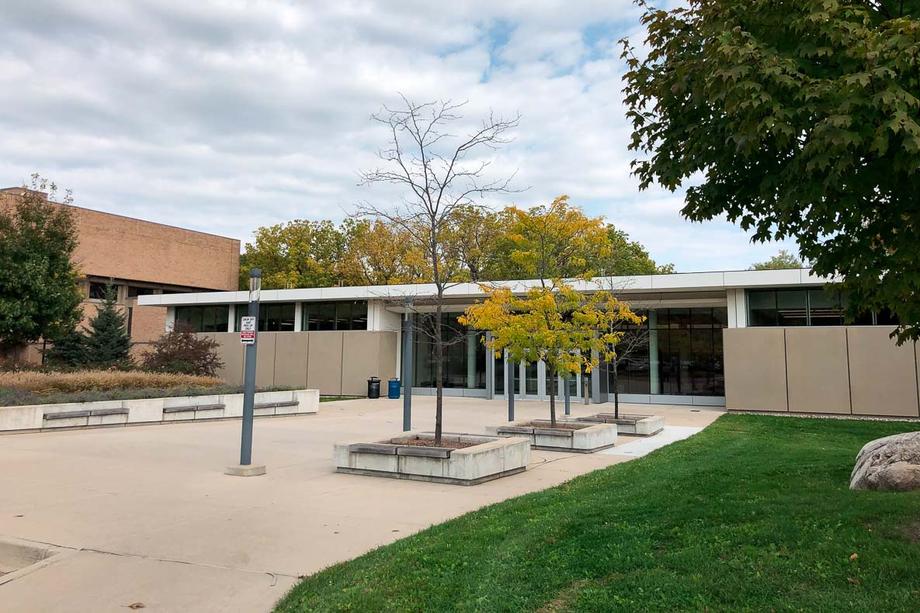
left=724, top=328, right=788, bottom=411
left=846, top=328, right=919, bottom=417
left=307, top=332, right=344, bottom=395
left=342, top=332, right=385, bottom=396
left=785, top=328, right=851, bottom=414
left=207, top=333, right=245, bottom=386
left=273, top=333, right=309, bottom=389
left=254, top=333, right=277, bottom=389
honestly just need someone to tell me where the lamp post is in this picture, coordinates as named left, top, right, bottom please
left=226, top=268, right=266, bottom=477
left=401, top=298, right=413, bottom=431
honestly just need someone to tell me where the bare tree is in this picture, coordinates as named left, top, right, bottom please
left=357, top=95, right=520, bottom=444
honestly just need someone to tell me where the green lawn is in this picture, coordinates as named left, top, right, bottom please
left=276, top=414, right=920, bottom=612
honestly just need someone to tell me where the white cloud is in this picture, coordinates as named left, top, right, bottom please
left=0, top=0, right=798, bottom=270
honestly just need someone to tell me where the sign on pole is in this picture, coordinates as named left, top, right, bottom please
left=240, top=315, right=257, bottom=345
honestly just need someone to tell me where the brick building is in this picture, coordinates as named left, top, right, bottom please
left=0, top=186, right=240, bottom=362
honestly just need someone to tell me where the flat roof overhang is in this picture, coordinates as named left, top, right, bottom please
left=138, top=268, right=835, bottom=308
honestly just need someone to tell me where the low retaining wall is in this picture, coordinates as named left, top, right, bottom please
left=577, top=414, right=665, bottom=436
left=334, top=432, right=531, bottom=485
left=494, top=420, right=618, bottom=453
left=0, top=389, right=319, bottom=433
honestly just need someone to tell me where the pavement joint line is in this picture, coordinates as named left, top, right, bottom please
left=0, top=535, right=300, bottom=584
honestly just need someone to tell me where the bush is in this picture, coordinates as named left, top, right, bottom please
left=0, top=369, right=223, bottom=394
left=142, top=329, right=224, bottom=377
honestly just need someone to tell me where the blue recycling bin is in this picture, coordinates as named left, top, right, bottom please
left=387, top=378, right=401, bottom=399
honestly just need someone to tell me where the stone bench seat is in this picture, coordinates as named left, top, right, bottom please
left=162, top=403, right=225, bottom=414
left=254, top=400, right=298, bottom=410
left=88, top=408, right=130, bottom=417
left=395, top=446, right=452, bottom=459
left=348, top=443, right=398, bottom=455
left=43, top=410, right=91, bottom=420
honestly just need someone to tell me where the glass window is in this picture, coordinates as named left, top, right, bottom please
left=89, top=282, right=118, bottom=300
left=748, top=290, right=778, bottom=326
left=876, top=307, right=900, bottom=325
left=776, top=290, right=807, bottom=326
left=175, top=305, right=229, bottom=333
left=409, top=312, right=485, bottom=389
left=303, top=301, right=367, bottom=331
left=525, top=362, right=539, bottom=395
left=494, top=351, right=504, bottom=395
left=807, top=289, right=844, bottom=325
left=236, top=303, right=295, bottom=331
left=304, top=303, right=335, bottom=330
left=127, top=286, right=156, bottom=298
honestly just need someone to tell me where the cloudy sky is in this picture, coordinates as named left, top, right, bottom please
left=1, top=0, right=796, bottom=271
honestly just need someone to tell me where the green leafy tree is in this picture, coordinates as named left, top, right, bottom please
left=84, top=285, right=132, bottom=369
left=751, top=249, right=805, bottom=271
left=461, top=282, right=642, bottom=426
left=622, top=0, right=920, bottom=341
left=501, top=196, right=612, bottom=282
left=142, top=328, right=223, bottom=377
left=239, top=220, right=347, bottom=290
left=0, top=175, right=83, bottom=355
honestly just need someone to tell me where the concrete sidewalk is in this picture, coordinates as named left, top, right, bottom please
left=0, top=397, right=722, bottom=612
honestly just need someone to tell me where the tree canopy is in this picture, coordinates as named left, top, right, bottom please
left=751, top=250, right=805, bottom=271
left=622, top=0, right=920, bottom=341
left=0, top=175, right=83, bottom=353
left=241, top=200, right=671, bottom=290
left=461, top=282, right=642, bottom=426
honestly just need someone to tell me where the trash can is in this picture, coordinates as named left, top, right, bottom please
left=367, top=376, right=381, bottom=399
left=387, top=378, right=401, bottom=399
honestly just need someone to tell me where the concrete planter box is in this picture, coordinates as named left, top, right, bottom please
left=577, top=413, right=665, bottom=436
left=0, top=389, right=319, bottom=433
left=334, top=432, right=531, bottom=486
left=493, top=420, right=618, bottom=453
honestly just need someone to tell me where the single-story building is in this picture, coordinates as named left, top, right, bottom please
left=138, top=268, right=920, bottom=418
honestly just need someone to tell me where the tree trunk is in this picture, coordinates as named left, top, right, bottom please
left=612, top=355, right=620, bottom=419
left=548, top=364, right=557, bottom=427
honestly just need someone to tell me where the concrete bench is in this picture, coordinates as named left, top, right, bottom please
left=162, top=403, right=225, bottom=414
left=254, top=400, right=298, bottom=410
left=348, top=443, right=398, bottom=455
left=43, top=410, right=91, bottom=420
left=395, top=446, right=452, bottom=459
left=89, top=408, right=130, bottom=417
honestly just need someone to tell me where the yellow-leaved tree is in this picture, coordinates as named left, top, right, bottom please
left=461, top=281, right=643, bottom=427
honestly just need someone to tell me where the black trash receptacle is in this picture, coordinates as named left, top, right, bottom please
left=367, top=376, right=381, bottom=399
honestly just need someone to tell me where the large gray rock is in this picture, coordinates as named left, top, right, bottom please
left=850, top=431, right=920, bottom=491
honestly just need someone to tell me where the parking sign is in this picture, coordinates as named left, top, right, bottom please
left=240, top=316, right=257, bottom=345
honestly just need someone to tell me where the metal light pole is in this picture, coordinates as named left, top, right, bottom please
left=564, top=375, right=571, bottom=415
left=226, top=268, right=266, bottom=477
left=506, top=356, right=515, bottom=422
left=401, top=299, right=413, bottom=432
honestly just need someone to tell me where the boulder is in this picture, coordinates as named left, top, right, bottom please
left=849, top=431, right=920, bottom=491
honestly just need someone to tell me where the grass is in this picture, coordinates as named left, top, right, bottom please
left=0, top=369, right=294, bottom=406
left=276, top=414, right=920, bottom=612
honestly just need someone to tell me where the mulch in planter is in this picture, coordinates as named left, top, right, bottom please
left=387, top=436, right=479, bottom=449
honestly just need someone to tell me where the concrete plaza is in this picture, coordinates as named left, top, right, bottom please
left=0, top=397, right=722, bottom=612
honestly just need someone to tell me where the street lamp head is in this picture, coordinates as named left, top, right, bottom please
left=249, top=268, right=262, bottom=296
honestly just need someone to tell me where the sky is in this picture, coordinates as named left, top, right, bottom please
left=0, top=0, right=798, bottom=272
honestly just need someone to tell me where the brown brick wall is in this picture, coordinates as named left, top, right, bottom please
left=1, top=189, right=240, bottom=291
left=2, top=187, right=240, bottom=363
